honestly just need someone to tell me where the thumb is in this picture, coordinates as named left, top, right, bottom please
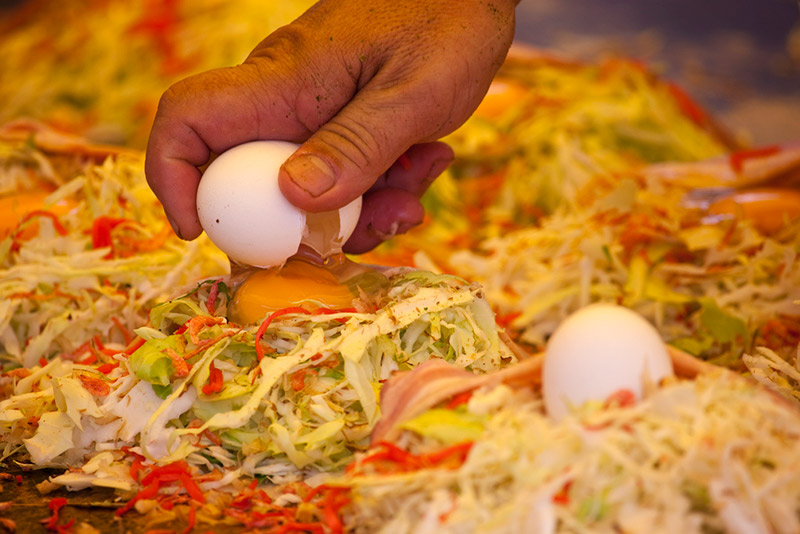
left=278, top=84, right=442, bottom=213
left=275, top=0, right=515, bottom=213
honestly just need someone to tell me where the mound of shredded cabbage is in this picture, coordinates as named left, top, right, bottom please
left=370, top=54, right=800, bottom=373
left=0, top=269, right=514, bottom=489
left=416, top=54, right=732, bottom=247
left=0, top=139, right=228, bottom=369
left=0, top=0, right=314, bottom=147
left=444, top=174, right=800, bottom=367
left=342, top=374, right=800, bottom=534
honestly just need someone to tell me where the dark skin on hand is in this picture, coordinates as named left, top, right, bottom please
left=145, top=0, right=518, bottom=254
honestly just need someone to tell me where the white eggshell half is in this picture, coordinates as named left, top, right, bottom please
left=197, top=141, right=305, bottom=267
left=336, top=195, right=362, bottom=244
left=300, top=195, right=363, bottom=258
left=542, top=304, right=674, bottom=421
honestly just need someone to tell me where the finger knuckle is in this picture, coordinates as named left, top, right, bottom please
left=322, top=116, right=389, bottom=170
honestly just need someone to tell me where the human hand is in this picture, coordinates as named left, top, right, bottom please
left=145, top=0, right=517, bottom=253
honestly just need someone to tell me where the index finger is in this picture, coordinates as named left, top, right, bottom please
left=145, top=114, right=208, bottom=240
left=144, top=64, right=320, bottom=240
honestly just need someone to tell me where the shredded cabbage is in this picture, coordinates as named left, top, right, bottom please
left=369, top=57, right=800, bottom=369
left=0, top=139, right=228, bottom=368
left=0, top=270, right=515, bottom=483
left=342, top=374, right=800, bottom=534
left=0, top=0, right=315, bottom=147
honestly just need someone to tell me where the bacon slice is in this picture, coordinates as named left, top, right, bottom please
left=666, top=345, right=719, bottom=378
left=0, top=119, right=139, bottom=161
left=372, top=355, right=543, bottom=445
left=372, top=343, right=718, bottom=444
left=648, top=141, right=800, bottom=191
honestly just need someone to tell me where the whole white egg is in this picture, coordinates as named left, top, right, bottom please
left=542, top=303, right=674, bottom=421
left=196, top=141, right=362, bottom=267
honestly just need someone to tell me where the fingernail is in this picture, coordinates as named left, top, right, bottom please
left=166, top=212, right=183, bottom=239
left=283, top=154, right=336, bottom=198
left=372, top=219, right=421, bottom=241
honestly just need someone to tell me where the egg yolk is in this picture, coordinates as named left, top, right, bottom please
left=473, top=78, right=529, bottom=119
left=0, top=190, right=75, bottom=239
left=229, top=257, right=358, bottom=324
left=707, top=187, right=800, bottom=235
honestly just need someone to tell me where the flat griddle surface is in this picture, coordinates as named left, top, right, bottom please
left=1, top=463, right=234, bottom=534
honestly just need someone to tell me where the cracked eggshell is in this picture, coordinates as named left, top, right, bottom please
left=196, top=141, right=362, bottom=268
left=542, top=304, right=674, bottom=421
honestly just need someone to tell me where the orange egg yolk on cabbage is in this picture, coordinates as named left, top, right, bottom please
left=0, top=190, right=75, bottom=239
left=229, top=257, right=358, bottom=324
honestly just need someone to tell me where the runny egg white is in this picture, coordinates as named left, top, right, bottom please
left=196, top=140, right=362, bottom=268
left=542, top=303, right=674, bottom=421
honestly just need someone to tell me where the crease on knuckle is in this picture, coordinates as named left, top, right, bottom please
left=246, top=31, right=357, bottom=139
left=323, top=119, right=384, bottom=170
